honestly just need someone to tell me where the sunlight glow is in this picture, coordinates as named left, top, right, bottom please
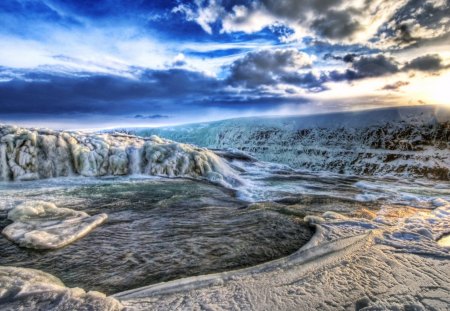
left=409, top=71, right=450, bottom=106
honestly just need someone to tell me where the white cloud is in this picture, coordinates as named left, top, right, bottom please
left=172, top=0, right=223, bottom=34
left=178, top=0, right=409, bottom=45
left=221, top=4, right=276, bottom=34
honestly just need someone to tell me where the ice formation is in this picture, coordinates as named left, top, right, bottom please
left=0, top=266, right=123, bottom=310
left=0, top=125, right=241, bottom=187
left=2, top=201, right=107, bottom=249
left=114, top=199, right=450, bottom=310
left=130, top=106, right=450, bottom=180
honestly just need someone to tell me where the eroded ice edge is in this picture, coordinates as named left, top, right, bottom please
left=127, top=105, right=450, bottom=181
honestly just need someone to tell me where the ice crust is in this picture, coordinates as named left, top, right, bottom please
left=0, top=266, right=123, bottom=310
left=0, top=125, right=241, bottom=187
left=130, top=106, right=450, bottom=180
left=114, top=199, right=450, bottom=310
left=2, top=201, right=107, bottom=249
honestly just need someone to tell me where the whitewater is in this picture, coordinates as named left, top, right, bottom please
left=0, top=106, right=449, bottom=310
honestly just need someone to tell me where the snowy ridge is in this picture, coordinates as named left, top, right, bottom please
left=126, top=106, right=450, bottom=180
left=0, top=125, right=241, bottom=187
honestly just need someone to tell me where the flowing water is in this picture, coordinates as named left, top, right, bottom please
left=1, top=159, right=449, bottom=296
left=0, top=176, right=312, bottom=295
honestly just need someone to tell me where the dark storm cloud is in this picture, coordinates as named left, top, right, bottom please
left=351, top=55, right=399, bottom=78
left=310, top=10, right=362, bottom=40
left=403, top=54, right=448, bottom=72
left=280, top=72, right=329, bottom=92
left=180, top=0, right=450, bottom=51
left=227, top=49, right=312, bottom=88
left=0, top=69, right=220, bottom=115
left=259, top=0, right=369, bottom=40
left=181, top=0, right=406, bottom=42
left=227, top=52, right=402, bottom=91
left=323, top=53, right=358, bottom=63
left=0, top=66, right=309, bottom=118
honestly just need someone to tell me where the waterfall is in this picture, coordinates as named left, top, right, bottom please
left=0, top=125, right=242, bottom=186
left=0, top=144, right=9, bottom=181
left=128, top=147, right=142, bottom=175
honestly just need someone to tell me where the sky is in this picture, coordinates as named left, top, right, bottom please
left=0, top=0, right=449, bottom=129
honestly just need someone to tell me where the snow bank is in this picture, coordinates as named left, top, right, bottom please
left=0, top=266, right=123, bottom=310
left=130, top=105, right=450, bottom=180
left=2, top=201, right=107, bottom=249
left=0, top=125, right=242, bottom=187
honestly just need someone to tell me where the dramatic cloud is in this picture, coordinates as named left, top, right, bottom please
left=0, top=66, right=308, bottom=121
left=0, top=69, right=221, bottom=116
left=376, top=0, right=450, bottom=48
left=226, top=52, right=402, bottom=91
left=179, top=0, right=408, bottom=44
left=0, top=0, right=449, bottom=127
left=351, top=55, right=399, bottom=78
left=403, top=54, right=447, bottom=72
left=227, top=48, right=312, bottom=87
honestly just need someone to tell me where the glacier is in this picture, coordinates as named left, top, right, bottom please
left=126, top=106, right=450, bottom=180
left=0, top=125, right=242, bottom=188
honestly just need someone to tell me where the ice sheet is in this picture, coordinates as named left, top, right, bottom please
left=2, top=201, right=107, bottom=249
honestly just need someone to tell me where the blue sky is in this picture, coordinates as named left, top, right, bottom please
left=0, top=0, right=449, bottom=129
